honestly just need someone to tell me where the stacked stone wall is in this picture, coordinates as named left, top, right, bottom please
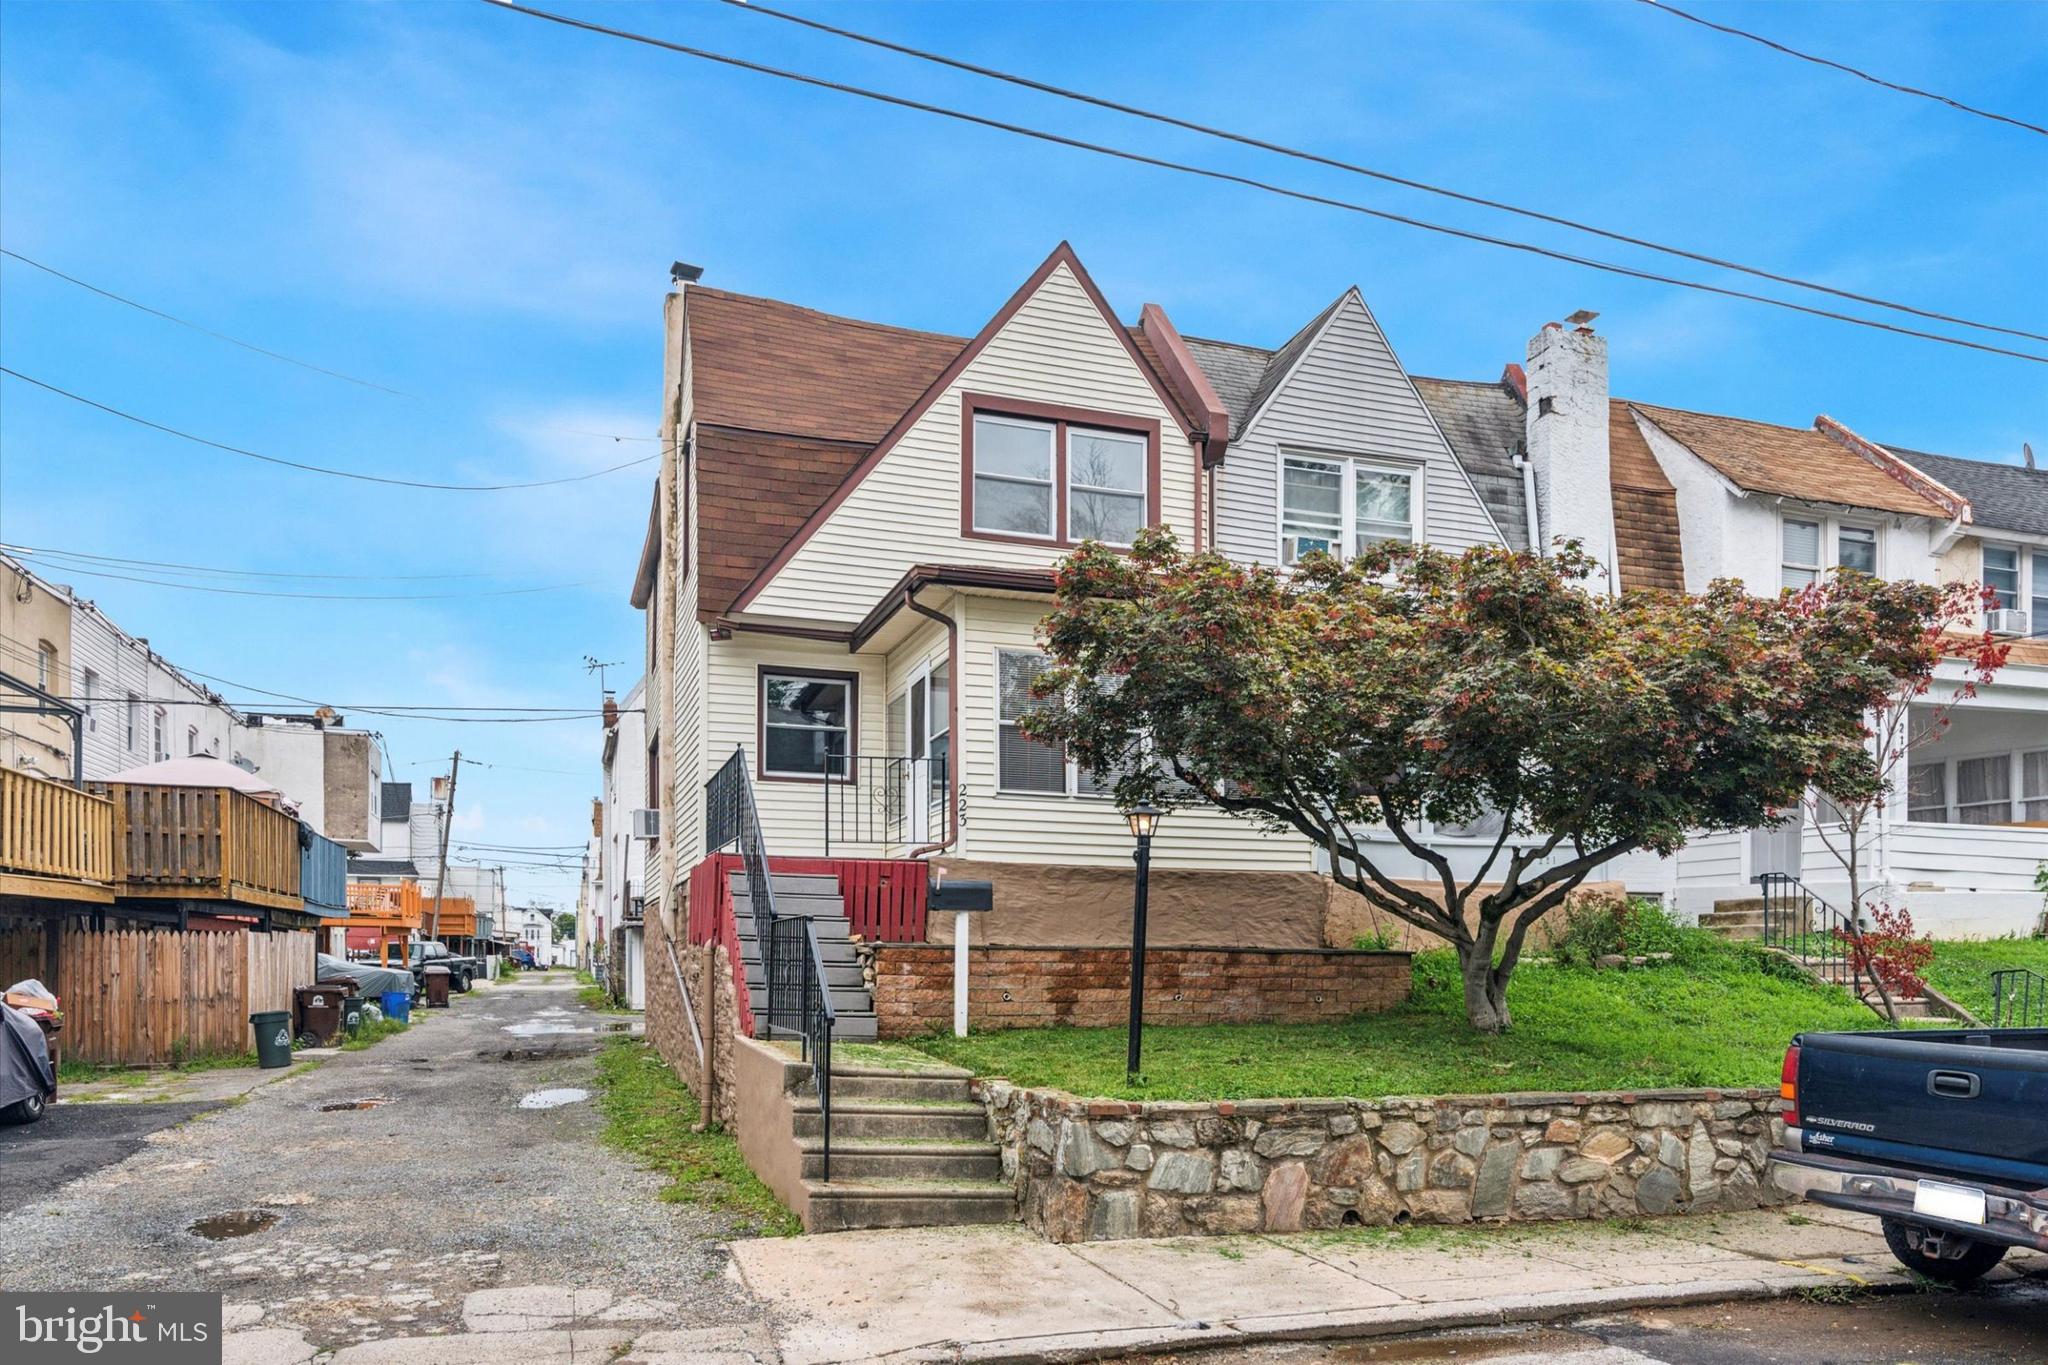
left=980, top=1084, right=1788, bottom=1242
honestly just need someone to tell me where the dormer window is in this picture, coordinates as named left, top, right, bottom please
left=1781, top=513, right=1880, bottom=590
left=963, top=395, right=1158, bottom=548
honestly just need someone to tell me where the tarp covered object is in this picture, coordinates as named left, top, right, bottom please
left=1, top=1002, right=56, bottom=1113
left=316, top=953, right=413, bottom=998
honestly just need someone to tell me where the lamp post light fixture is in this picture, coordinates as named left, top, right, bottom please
left=1123, top=802, right=1163, bottom=1082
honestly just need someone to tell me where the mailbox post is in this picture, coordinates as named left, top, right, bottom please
left=929, top=876, right=993, bottom=1037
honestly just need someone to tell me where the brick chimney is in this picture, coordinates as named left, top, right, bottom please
left=1524, top=317, right=1616, bottom=591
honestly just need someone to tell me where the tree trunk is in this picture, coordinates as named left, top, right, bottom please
left=1457, top=937, right=1512, bottom=1033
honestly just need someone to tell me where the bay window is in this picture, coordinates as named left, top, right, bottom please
left=1281, top=455, right=1419, bottom=564
left=760, top=670, right=855, bottom=780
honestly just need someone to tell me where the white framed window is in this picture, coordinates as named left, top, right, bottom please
left=2023, top=749, right=2048, bottom=823
left=759, top=671, right=855, bottom=780
left=1836, top=524, right=1878, bottom=576
left=2032, top=551, right=2048, bottom=638
left=81, top=668, right=99, bottom=731
left=1066, top=427, right=1147, bottom=545
left=36, top=640, right=55, bottom=692
left=1984, top=544, right=2021, bottom=611
left=1905, top=762, right=1948, bottom=823
left=152, top=707, right=167, bottom=761
left=126, top=692, right=140, bottom=751
left=971, top=415, right=1057, bottom=539
left=186, top=725, right=199, bottom=756
left=1281, top=455, right=1420, bottom=564
left=1954, top=754, right=2011, bottom=826
left=1781, top=518, right=1822, bottom=589
left=996, top=650, right=1068, bottom=794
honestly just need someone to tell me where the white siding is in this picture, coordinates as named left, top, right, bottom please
left=69, top=600, right=235, bottom=779
left=600, top=678, right=649, bottom=927
left=956, top=594, right=1315, bottom=871
left=1216, top=291, right=1502, bottom=565
left=742, top=263, right=1200, bottom=624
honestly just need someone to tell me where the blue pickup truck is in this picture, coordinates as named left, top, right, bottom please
left=1766, top=1027, right=2047, bottom=1284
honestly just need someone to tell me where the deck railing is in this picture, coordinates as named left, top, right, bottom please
left=0, top=767, right=116, bottom=887
left=95, top=783, right=301, bottom=909
left=345, top=880, right=424, bottom=923
left=820, top=752, right=949, bottom=855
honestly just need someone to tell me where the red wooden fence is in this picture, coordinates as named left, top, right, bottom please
left=686, top=853, right=930, bottom=1037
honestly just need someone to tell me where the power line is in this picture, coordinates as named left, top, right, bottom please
left=1633, top=0, right=2048, bottom=140
left=5, top=542, right=504, bottom=582
left=479, top=1, right=2048, bottom=366
left=0, top=247, right=663, bottom=440
left=0, top=367, right=665, bottom=490
left=9, top=557, right=590, bottom=602
left=724, top=0, right=2048, bottom=346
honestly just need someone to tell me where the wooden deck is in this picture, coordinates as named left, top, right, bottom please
left=0, top=768, right=117, bottom=904
left=94, top=782, right=303, bottom=910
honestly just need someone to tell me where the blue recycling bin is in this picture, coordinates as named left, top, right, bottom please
left=380, top=990, right=412, bottom=1023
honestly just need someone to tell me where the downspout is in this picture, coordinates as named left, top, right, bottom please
left=907, top=589, right=960, bottom=859
left=1513, top=451, right=1542, bottom=556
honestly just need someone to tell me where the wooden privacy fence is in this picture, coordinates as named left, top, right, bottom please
left=1, top=768, right=116, bottom=893
left=0, top=923, right=315, bottom=1065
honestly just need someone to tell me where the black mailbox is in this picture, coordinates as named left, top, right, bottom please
left=929, top=879, right=993, bottom=913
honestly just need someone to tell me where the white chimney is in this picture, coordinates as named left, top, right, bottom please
left=1524, top=317, right=1616, bottom=591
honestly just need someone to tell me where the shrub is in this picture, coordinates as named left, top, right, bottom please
left=1839, top=901, right=1934, bottom=999
left=1550, top=890, right=1628, bottom=967
left=1351, top=923, right=1401, bottom=952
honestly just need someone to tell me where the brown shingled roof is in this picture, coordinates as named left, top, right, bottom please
left=688, top=288, right=966, bottom=443
left=1609, top=401, right=1684, bottom=593
left=1630, top=402, right=1950, bottom=519
left=694, top=427, right=872, bottom=618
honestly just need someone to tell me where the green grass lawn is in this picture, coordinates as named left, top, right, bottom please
left=338, top=1016, right=410, bottom=1051
left=903, top=940, right=1876, bottom=1102
left=1924, top=938, right=2048, bottom=1022
left=592, top=1037, right=798, bottom=1236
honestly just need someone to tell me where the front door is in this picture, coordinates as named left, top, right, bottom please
left=898, top=662, right=951, bottom=847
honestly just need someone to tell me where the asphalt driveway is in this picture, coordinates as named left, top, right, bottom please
left=0, top=1100, right=221, bottom=1214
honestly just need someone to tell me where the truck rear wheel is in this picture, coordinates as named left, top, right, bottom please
left=1882, top=1217, right=2008, bottom=1285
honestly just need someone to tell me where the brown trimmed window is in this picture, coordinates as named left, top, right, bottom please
left=963, top=394, right=1159, bottom=548
left=760, top=670, right=856, bottom=780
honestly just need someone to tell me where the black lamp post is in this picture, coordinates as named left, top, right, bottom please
left=1124, top=803, right=1163, bottom=1082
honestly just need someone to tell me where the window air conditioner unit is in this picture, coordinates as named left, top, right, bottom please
left=631, top=808, right=661, bottom=840
left=1985, top=608, right=2029, bottom=638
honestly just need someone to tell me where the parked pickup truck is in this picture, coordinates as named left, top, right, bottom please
left=408, top=941, right=480, bottom=993
left=1767, top=1027, right=2048, bottom=1284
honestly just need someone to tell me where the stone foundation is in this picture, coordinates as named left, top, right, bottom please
left=872, top=944, right=1411, bottom=1038
left=643, top=908, right=741, bottom=1130
left=981, top=1085, right=1789, bottom=1242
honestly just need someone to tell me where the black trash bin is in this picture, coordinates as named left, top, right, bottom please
left=249, top=1010, right=293, bottom=1068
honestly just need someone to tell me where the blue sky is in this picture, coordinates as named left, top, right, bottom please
left=3, top=0, right=2043, bottom=908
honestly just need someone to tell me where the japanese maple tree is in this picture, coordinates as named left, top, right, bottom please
left=1025, top=530, right=1988, bottom=1033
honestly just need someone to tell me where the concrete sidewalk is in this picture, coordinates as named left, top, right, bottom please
left=728, top=1205, right=2048, bottom=1364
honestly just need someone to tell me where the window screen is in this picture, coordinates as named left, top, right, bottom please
left=1954, top=755, right=2010, bottom=825
left=997, top=650, right=1066, bottom=792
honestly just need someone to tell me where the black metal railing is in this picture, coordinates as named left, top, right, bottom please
left=1755, top=872, right=1868, bottom=1003
left=1990, top=968, right=2047, bottom=1028
left=703, top=745, right=837, bottom=1180
left=820, top=751, right=949, bottom=854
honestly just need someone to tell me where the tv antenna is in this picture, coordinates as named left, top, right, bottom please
left=582, top=655, right=624, bottom=693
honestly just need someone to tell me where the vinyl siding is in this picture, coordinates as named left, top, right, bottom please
left=743, top=263, right=1199, bottom=624
left=955, top=594, right=1315, bottom=871
left=69, top=603, right=235, bottom=779
left=1215, top=292, right=1501, bottom=565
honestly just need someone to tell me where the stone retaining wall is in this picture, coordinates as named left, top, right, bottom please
left=980, top=1084, right=1788, bottom=1242
left=643, top=909, right=741, bottom=1130
left=872, top=944, right=1411, bottom=1038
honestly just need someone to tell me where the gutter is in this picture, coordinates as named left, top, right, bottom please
left=1513, top=450, right=1542, bottom=555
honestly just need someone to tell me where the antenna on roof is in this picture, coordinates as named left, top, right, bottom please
left=671, top=261, right=704, bottom=285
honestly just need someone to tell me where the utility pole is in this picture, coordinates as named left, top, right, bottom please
left=427, top=751, right=461, bottom=941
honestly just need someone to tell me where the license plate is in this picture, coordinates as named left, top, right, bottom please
left=1913, top=1179, right=1987, bottom=1226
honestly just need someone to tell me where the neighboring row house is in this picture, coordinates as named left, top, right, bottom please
left=629, top=244, right=2048, bottom=964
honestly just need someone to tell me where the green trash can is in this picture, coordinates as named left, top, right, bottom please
left=250, top=1010, right=294, bottom=1069
left=339, top=994, right=366, bottom=1034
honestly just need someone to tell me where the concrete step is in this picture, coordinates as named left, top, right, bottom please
left=792, top=1100, right=988, bottom=1142
left=802, top=1179, right=1016, bottom=1233
left=731, top=871, right=842, bottom=899
left=1705, top=924, right=1763, bottom=942
left=829, top=1067, right=974, bottom=1103
left=744, top=960, right=870, bottom=991
left=797, top=1140, right=1003, bottom=1183
left=1709, top=898, right=1766, bottom=916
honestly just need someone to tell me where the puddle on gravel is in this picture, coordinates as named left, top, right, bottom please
left=189, top=1211, right=277, bottom=1240
left=517, top=1088, right=590, bottom=1110
left=320, top=1098, right=393, bottom=1111
left=502, top=1022, right=593, bottom=1036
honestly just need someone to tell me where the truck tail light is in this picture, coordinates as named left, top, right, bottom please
left=1780, top=1044, right=1801, bottom=1127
